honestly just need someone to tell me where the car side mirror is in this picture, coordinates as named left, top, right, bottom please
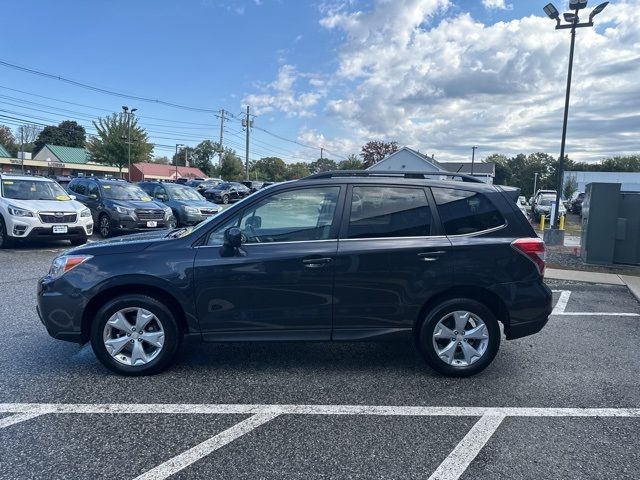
left=220, top=227, right=246, bottom=257
left=69, top=194, right=77, bottom=200
left=88, top=194, right=98, bottom=200
left=156, top=194, right=167, bottom=201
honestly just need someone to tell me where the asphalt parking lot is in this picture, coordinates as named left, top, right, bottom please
left=1, top=244, right=639, bottom=479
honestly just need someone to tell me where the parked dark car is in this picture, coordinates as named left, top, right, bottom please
left=68, top=178, right=175, bottom=238
left=241, top=181, right=264, bottom=193
left=186, top=178, right=223, bottom=195
left=569, top=192, right=585, bottom=215
left=202, top=181, right=247, bottom=204
left=138, top=181, right=221, bottom=226
left=38, top=170, right=551, bottom=377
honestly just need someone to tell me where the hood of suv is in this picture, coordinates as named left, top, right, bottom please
left=175, top=199, right=219, bottom=209
left=68, top=229, right=172, bottom=256
left=108, top=199, right=164, bottom=210
left=6, top=198, right=85, bottom=213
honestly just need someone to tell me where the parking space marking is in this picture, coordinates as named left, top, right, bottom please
left=0, top=412, right=47, bottom=429
left=133, top=413, right=279, bottom=480
left=1, top=403, right=640, bottom=417
left=427, top=413, right=506, bottom=480
left=551, top=290, right=640, bottom=316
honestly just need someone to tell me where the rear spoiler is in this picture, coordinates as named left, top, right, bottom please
left=496, top=185, right=521, bottom=203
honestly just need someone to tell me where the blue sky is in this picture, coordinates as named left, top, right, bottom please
left=1, top=0, right=636, bottom=163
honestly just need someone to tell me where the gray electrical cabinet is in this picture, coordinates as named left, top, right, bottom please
left=581, top=182, right=640, bottom=266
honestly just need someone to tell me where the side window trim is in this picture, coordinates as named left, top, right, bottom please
left=431, top=187, right=507, bottom=236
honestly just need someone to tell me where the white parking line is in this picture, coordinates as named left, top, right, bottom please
left=133, top=413, right=279, bottom=480
left=551, top=290, right=640, bottom=316
left=0, top=412, right=47, bottom=429
left=427, top=413, right=506, bottom=480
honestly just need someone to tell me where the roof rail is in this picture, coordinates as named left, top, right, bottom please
left=303, top=170, right=484, bottom=183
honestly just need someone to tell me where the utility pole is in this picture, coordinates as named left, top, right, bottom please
left=20, top=126, right=24, bottom=173
left=243, top=105, right=252, bottom=180
left=218, top=109, right=225, bottom=168
left=471, top=146, right=477, bottom=175
left=320, top=147, right=324, bottom=160
left=122, top=106, right=137, bottom=181
left=184, top=148, right=189, bottom=167
left=533, top=172, right=539, bottom=198
left=175, top=144, right=184, bottom=182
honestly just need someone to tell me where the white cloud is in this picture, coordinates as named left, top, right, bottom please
left=482, top=0, right=512, bottom=10
left=243, top=0, right=640, bottom=162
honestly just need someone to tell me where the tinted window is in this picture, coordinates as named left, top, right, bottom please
left=87, top=182, right=99, bottom=198
left=346, top=186, right=431, bottom=239
left=432, top=188, right=505, bottom=235
left=72, top=180, right=87, bottom=196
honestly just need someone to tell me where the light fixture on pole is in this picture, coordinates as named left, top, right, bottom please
left=542, top=1, right=609, bottom=230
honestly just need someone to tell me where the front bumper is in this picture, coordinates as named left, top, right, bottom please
left=111, top=216, right=169, bottom=232
left=37, top=276, right=85, bottom=343
left=6, top=215, right=93, bottom=240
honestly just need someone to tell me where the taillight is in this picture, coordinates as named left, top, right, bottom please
left=511, top=238, right=546, bottom=276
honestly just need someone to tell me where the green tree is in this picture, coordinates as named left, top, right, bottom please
left=360, top=140, right=398, bottom=168
left=191, top=140, right=220, bottom=176
left=151, top=156, right=170, bottom=164
left=563, top=175, right=578, bottom=200
left=309, top=157, right=337, bottom=173
left=338, top=154, right=364, bottom=170
left=34, top=120, right=86, bottom=154
left=252, top=157, right=288, bottom=181
left=286, top=162, right=311, bottom=179
left=87, top=113, right=153, bottom=174
left=0, top=125, right=17, bottom=156
left=485, top=154, right=510, bottom=185
left=219, top=148, right=245, bottom=181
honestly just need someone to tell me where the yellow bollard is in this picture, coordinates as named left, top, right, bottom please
left=540, top=215, right=545, bottom=231
left=559, top=215, right=565, bottom=231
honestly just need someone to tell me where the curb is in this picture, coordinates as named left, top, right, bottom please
left=546, top=268, right=640, bottom=303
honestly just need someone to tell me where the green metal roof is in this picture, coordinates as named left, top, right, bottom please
left=45, top=144, right=90, bottom=164
left=0, top=143, right=11, bottom=158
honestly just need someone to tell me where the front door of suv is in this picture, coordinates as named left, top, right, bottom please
left=194, top=185, right=344, bottom=340
left=332, top=185, right=452, bottom=338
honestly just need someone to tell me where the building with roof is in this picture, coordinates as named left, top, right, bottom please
left=367, top=146, right=495, bottom=183
left=564, top=171, right=640, bottom=193
left=0, top=144, right=127, bottom=178
left=129, top=163, right=206, bottom=182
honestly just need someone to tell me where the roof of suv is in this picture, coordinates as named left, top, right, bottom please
left=0, top=173, right=52, bottom=182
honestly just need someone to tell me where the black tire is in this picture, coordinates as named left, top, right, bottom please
left=222, top=194, right=229, bottom=204
left=90, top=294, right=182, bottom=376
left=167, top=215, right=178, bottom=229
left=0, top=216, right=14, bottom=249
left=98, top=214, right=112, bottom=238
left=416, top=298, right=500, bottom=377
left=70, top=236, right=88, bottom=246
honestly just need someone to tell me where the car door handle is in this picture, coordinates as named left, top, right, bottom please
left=418, top=251, right=446, bottom=262
left=302, top=257, right=333, bottom=268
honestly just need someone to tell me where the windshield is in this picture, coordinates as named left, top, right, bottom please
left=217, top=182, right=232, bottom=189
left=102, top=184, right=151, bottom=201
left=167, top=185, right=203, bottom=201
left=1, top=179, right=71, bottom=201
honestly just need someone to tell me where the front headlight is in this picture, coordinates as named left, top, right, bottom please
left=114, top=205, right=134, bottom=216
left=7, top=205, right=34, bottom=217
left=80, top=208, right=91, bottom=218
left=162, top=205, right=172, bottom=219
left=49, top=255, right=93, bottom=279
left=183, top=206, right=200, bottom=215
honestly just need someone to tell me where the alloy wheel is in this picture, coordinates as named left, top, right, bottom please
left=102, top=307, right=165, bottom=366
left=432, top=310, right=489, bottom=367
left=99, top=216, right=110, bottom=237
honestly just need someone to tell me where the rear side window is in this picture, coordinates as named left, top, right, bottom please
left=72, top=180, right=87, bottom=196
left=346, top=186, right=432, bottom=239
left=87, top=182, right=99, bottom=197
left=432, top=188, right=505, bottom=235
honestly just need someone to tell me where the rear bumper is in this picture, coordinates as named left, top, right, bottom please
left=489, top=280, right=553, bottom=340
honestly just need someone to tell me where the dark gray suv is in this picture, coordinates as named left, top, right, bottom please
left=68, top=178, right=174, bottom=237
left=39, top=171, right=552, bottom=377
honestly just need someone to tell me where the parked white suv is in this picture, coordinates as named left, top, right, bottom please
left=0, top=174, right=93, bottom=248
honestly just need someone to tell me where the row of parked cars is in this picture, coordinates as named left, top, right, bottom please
left=0, top=173, right=277, bottom=248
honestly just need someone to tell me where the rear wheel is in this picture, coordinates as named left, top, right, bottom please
left=417, top=298, right=500, bottom=377
left=90, top=294, right=182, bottom=376
left=222, top=194, right=229, bottom=204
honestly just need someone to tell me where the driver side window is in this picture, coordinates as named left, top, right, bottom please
left=206, top=187, right=340, bottom=245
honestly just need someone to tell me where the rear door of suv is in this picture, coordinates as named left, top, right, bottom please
left=332, top=183, right=452, bottom=338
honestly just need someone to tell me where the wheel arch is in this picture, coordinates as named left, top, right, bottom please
left=414, top=285, right=510, bottom=337
left=81, top=284, right=190, bottom=342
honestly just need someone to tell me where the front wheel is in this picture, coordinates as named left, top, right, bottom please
left=90, top=294, right=182, bottom=376
left=99, top=215, right=112, bottom=238
left=416, top=298, right=500, bottom=377
left=222, top=194, right=229, bottom=204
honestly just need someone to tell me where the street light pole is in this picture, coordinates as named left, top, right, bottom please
left=533, top=172, right=539, bottom=199
left=122, top=106, right=137, bottom=181
left=175, top=144, right=184, bottom=182
left=471, top=146, right=477, bottom=175
left=543, top=1, right=609, bottom=227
